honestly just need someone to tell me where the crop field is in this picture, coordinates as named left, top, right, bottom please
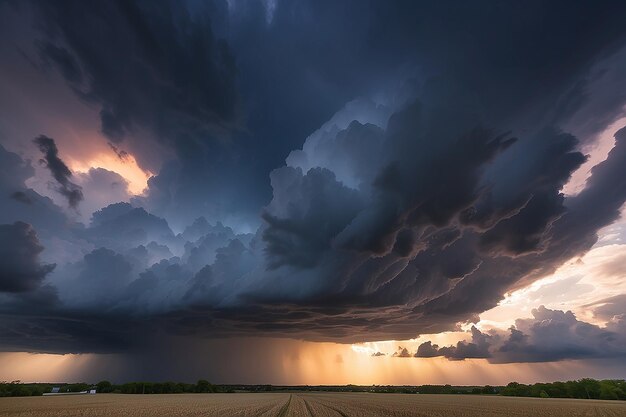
left=1, top=393, right=625, bottom=416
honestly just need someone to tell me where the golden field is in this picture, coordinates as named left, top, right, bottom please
left=1, top=393, right=625, bottom=416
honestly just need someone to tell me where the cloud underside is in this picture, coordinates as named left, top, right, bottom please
left=0, top=0, right=626, bottom=358
left=1, top=120, right=624, bottom=355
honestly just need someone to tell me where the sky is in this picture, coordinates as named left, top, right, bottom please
left=0, top=0, right=626, bottom=385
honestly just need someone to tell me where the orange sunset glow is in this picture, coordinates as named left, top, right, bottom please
left=1, top=341, right=624, bottom=387
left=68, top=150, right=152, bottom=195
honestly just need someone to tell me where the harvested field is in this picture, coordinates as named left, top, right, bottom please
left=1, top=392, right=625, bottom=416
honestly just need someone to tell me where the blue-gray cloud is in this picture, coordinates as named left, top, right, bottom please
left=0, top=0, right=625, bottom=358
left=414, top=305, right=626, bottom=363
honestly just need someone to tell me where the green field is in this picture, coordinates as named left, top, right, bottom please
left=1, top=392, right=626, bottom=416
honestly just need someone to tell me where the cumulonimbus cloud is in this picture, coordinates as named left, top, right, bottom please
left=0, top=1, right=625, bottom=357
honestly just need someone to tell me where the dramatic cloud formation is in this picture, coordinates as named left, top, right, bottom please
left=0, top=1, right=625, bottom=382
left=1, top=111, right=623, bottom=354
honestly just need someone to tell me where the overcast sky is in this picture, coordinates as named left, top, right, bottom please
left=1, top=0, right=626, bottom=384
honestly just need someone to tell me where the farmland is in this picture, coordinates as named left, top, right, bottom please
left=1, top=393, right=625, bottom=416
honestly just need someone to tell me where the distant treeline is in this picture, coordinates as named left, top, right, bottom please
left=500, top=379, right=626, bottom=401
left=1, top=378, right=625, bottom=400
left=0, top=380, right=227, bottom=397
left=261, top=380, right=626, bottom=399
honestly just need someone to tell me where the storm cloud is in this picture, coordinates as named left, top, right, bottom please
left=0, top=0, right=625, bottom=359
left=30, top=0, right=243, bottom=227
left=34, top=0, right=238, bottom=144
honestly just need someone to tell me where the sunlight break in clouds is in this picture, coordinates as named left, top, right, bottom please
left=68, top=150, right=151, bottom=196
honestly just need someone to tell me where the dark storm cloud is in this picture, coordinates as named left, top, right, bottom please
left=0, top=222, right=55, bottom=292
left=197, top=87, right=625, bottom=344
left=409, top=127, right=626, bottom=323
left=474, top=129, right=587, bottom=256
left=562, top=46, right=626, bottom=141
left=29, top=0, right=245, bottom=227
left=0, top=307, right=140, bottom=354
left=560, top=126, right=626, bottom=238
left=36, top=39, right=82, bottom=83
left=262, top=167, right=364, bottom=269
left=2, top=122, right=623, bottom=350
left=33, top=135, right=83, bottom=208
left=0, top=0, right=626, bottom=356
left=33, top=0, right=237, bottom=143
left=23, top=0, right=626, bottom=229
left=335, top=107, right=517, bottom=255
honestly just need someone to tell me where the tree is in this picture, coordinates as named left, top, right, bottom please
left=196, top=380, right=211, bottom=393
left=96, top=380, right=113, bottom=393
